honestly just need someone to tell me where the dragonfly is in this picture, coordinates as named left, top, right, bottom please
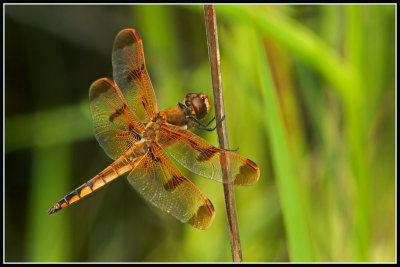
left=48, top=28, right=260, bottom=229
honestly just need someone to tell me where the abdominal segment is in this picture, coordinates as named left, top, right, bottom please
left=48, top=147, right=143, bottom=215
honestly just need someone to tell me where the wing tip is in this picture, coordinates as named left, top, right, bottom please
left=114, top=28, right=141, bottom=51
left=186, top=198, right=215, bottom=230
left=89, top=78, right=116, bottom=101
left=233, top=158, right=260, bottom=186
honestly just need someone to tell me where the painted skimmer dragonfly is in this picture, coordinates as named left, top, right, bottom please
left=48, top=28, right=259, bottom=229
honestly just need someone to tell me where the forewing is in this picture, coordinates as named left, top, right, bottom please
left=159, top=125, right=260, bottom=186
left=112, top=28, right=158, bottom=123
left=89, top=78, right=145, bottom=160
left=127, top=143, right=215, bottom=230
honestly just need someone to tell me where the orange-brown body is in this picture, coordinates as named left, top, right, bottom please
left=48, top=28, right=259, bottom=230
left=48, top=101, right=206, bottom=214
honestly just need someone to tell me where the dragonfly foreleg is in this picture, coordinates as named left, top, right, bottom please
left=189, top=115, right=225, bottom=132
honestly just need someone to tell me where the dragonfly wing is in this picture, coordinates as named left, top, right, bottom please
left=127, top=143, right=215, bottom=229
left=112, top=28, right=158, bottom=123
left=159, top=124, right=260, bottom=185
left=89, top=78, right=145, bottom=160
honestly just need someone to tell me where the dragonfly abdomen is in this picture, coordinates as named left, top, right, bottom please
left=48, top=151, right=139, bottom=215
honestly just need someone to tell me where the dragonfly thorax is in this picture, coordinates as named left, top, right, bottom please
left=142, top=114, right=164, bottom=142
left=48, top=28, right=260, bottom=231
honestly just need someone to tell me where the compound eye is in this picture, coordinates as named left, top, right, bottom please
left=199, top=94, right=210, bottom=114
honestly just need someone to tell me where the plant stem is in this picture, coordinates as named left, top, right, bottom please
left=203, top=4, right=243, bottom=262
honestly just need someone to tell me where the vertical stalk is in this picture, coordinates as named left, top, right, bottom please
left=203, top=5, right=243, bottom=262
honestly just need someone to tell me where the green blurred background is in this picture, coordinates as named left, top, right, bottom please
left=4, top=4, right=395, bottom=262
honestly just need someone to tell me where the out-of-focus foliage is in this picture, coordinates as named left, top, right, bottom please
left=4, top=4, right=395, bottom=262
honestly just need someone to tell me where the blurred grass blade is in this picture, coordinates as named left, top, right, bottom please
left=134, top=5, right=183, bottom=106
left=344, top=5, right=368, bottom=261
left=215, top=5, right=360, bottom=98
left=5, top=101, right=92, bottom=154
left=26, top=145, right=71, bottom=261
left=255, top=32, right=313, bottom=261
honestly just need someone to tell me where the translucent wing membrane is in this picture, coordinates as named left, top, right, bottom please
left=89, top=78, right=145, bottom=160
left=160, top=125, right=260, bottom=186
left=112, top=28, right=158, bottom=123
left=127, top=143, right=215, bottom=229
left=49, top=27, right=259, bottom=230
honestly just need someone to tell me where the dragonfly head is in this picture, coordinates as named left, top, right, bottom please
left=184, top=93, right=210, bottom=120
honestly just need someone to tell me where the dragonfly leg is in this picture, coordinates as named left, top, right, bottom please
left=190, top=116, right=239, bottom=152
left=190, top=115, right=225, bottom=131
left=204, top=116, right=216, bottom=127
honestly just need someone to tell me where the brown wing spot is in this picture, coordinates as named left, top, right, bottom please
left=89, top=78, right=114, bottom=101
left=109, top=103, right=127, bottom=122
left=128, top=124, right=134, bottom=132
left=185, top=138, right=216, bottom=161
left=132, top=132, right=142, bottom=141
left=196, top=146, right=217, bottom=162
left=234, top=158, right=260, bottom=185
left=186, top=198, right=215, bottom=230
left=148, top=146, right=160, bottom=162
left=128, top=124, right=142, bottom=141
left=113, top=29, right=140, bottom=51
left=149, top=152, right=160, bottom=162
left=186, top=138, right=201, bottom=151
left=163, top=175, right=185, bottom=191
left=141, top=95, right=150, bottom=109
